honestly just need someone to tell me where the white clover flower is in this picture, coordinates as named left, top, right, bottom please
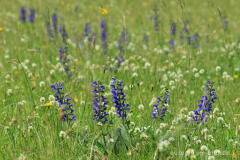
left=7, top=89, right=13, bottom=95
left=235, top=98, right=240, bottom=104
left=208, top=156, right=215, bottom=160
left=180, top=135, right=188, bottom=141
left=32, top=63, right=37, bottom=67
left=18, top=101, right=25, bottom=106
left=192, top=68, right=198, bottom=73
left=18, top=154, right=26, bottom=160
left=196, top=139, right=201, bottom=145
left=24, top=59, right=30, bottom=64
left=140, top=133, right=148, bottom=139
left=144, top=62, right=151, bottom=68
left=138, top=104, right=144, bottom=110
left=59, top=131, right=67, bottom=138
left=28, top=126, right=33, bottom=132
left=27, top=72, right=33, bottom=77
left=158, top=140, right=170, bottom=151
left=194, top=73, right=200, bottom=78
left=201, top=128, right=208, bottom=135
left=208, top=135, right=214, bottom=141
left=168, top=137, right=175, bottom=142
left=190, top=90, right=195, bottom=95
left=200, top=145, right=208, bottom=152
left=39, top=81, right=45, bottom=87
left=40, top=97, right=45, bottom=103
left=216, top=66, right=221, bottom=72
left=50, top=69, right=55, bottom=75
left=155, top=129, right=161, bottom=135
left=185, top=149, right=195, bottom=158
left=130, top=121, right=135, bottom=127
left=162, top=74, right=168, bottom=81
left=169, top=80, right=174, bottom=86
left=188, top=111, right=195, bottom=116
left=149, top=96, right=157, bottom=107
left=213, top=107, right=219, bottom=114
left=5, top=74, right=11, bottom=79
left=213, top=149, right=221, bottom=155
left=159, top=123, right=168, bottom=129
left=199, top=69, right=205, bottom=74
left=217, top=117, right=224, bottom=123
left=134, top=127, right=141, bottom=133
left=5, top=54, right=9, bottom=59
left=132, top=72, right=138, bottom=77
left=109, top=138, right=114, bottom=143
left=49, top=95, right=55, bottom=101
left=95, top=45, right=100, bottom=50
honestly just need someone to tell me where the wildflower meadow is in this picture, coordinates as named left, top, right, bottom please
left=0, top=0, right=240, bottom=159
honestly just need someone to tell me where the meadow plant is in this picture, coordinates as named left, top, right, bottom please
left=20, top=7, right=26, bottom=22
left=152, top=88, right=170, bottom=120
left=51, top=83, right=76, bottom=122
left=28, top=9, right=35, bottom=23
left=111, top=77, right=130, bottom=125
left=52, top=13, right=58, bottom=34
left=92, top=81, right=109, bottom=124
left=192, top=81, right=217, bottom=125
left=100, top=19, right=107, bottom=54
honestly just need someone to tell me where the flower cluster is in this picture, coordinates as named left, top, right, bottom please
left=59, top=24, right=68, bottom=44
left=92, top=81, right=109, bottom=124
left=152, top=88, right=170, bottom=120
left=28, top=9, right=36, bottom=23
left=111, top=77, right=130, bottom=121
left=51, top=83, right=76, bottom=122
left=20, top=7, right=35, bottom=23
left=59, top=46, right=73, bottom=77
left=151, top=8, right=160, bottom=32
left=192, top=81, right=217, bottom=125
left=100, top=19, right=108, bottom=54
left=20, top=7, right=26, bottom=22
left=52, top=13, right=58, bottom=34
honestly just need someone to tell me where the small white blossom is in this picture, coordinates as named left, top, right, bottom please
left=40, top=97, right=45, bottom=103
left=7, top=89, right=13, bottom=95
left=39, top=81, right=45, bottom=87
left=200, top=145, right=208, bottom=152
left=138, top=104, right=144, bottom=110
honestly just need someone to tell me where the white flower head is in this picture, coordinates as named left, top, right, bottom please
left=138, top=104, right=144, bottom=110
left=200, top=145, right=208, bottom=152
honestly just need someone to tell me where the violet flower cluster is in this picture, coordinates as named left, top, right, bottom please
left=100, top=19, right=108, bottom=54
left=59, top=46, right=73, bottom=77
left=110, top=77, right=130, bottom=121
left=192, top=81, right=217, bottom=125
left=59, top=24, right=68, bottom=44
left=20, top=7, right=35, bottom=23
left=28, top=9, right=36, bottom=23
left=152, top=88, right=170, bottom=120
left=51, top=83, right=76, bottom=122
left=52, top=13, right=58, bottom=34
left=92, top=81, right=109, bottom=124
left=151, top=8, right=160, bottom=32
left=20, top=7, right=26, bottom=22
left=169, top=22, right=176, bottom=46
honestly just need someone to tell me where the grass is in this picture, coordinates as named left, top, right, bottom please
left=0, top=0, right=240, bottom=159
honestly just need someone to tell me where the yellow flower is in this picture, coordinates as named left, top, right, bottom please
left=0, top=27, right=3, bottom=32
left=232, top=152, right=237, bottom=158
left=44, top=102, right=53, bottom=107
left=74, top=98, right=78, bottom=103
left=142, top=2, right=148, bottom=6
left=233, top=74, right=238, bottom=79
left=101, top=8, right=108, bottom=15
left=14, top=71, right=19, bottom=75
left=208, top=18, right=213, bottom=23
